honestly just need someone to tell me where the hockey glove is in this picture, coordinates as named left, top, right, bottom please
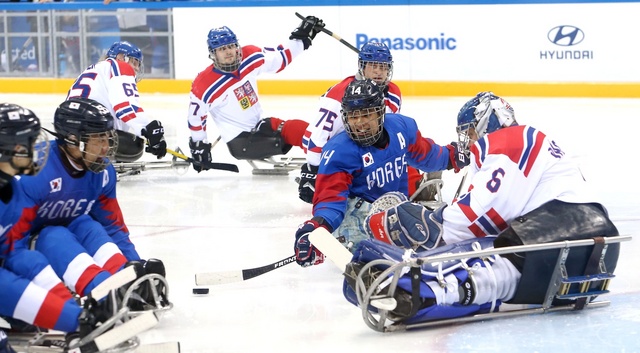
left=294, top=220, right=326, bottom=267
left=189, top=137, right=212, bottom=173
left=298, top=164, right=318, bottom=204
left=289, top=16, right=325, bottom=50
left=365, top=201, right=444, bottom=252
left=447, top=142, right=470, bottom=173
left=141, top=120, right=167, bottom=159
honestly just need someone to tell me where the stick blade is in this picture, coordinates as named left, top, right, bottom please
left=195, top=270, right=243, bottom=286
left=308, top=227, right=353, bottom=273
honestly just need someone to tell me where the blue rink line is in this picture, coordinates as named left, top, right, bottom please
left=1, top=0, right=638, bottom=11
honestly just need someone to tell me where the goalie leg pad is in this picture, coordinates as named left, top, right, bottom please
left=227, top=118, right=292, bottom=160
left=115, top=130, right=144, bottom=163
left=343, top=237, right=521, bottom=323
left=331, top=197, right=372, bottom=250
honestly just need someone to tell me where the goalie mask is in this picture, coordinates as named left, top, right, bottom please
left=456, top=92, right=517, bottom=154
left=207, top=26, right=242, bottom=73
left=341, top=79, right=386, bottom=147
left=0, top=103, right=49, bottom=176
left=54, top=98, right=118, bottom=173
left=106, top=41, right=144, bottom=81
left=357, top=41, right=394, bottom=87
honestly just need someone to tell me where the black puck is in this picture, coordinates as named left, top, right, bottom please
left=192, top=288, right=209, bottom=295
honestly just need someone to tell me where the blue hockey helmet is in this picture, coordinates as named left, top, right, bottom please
left=341, top=79, right=386, bottom=147
left=456, top=92, right=517, bottom=153
left=358, top=41, right=394, bottom=87
left=54, top=98, right=118, bottom=173
left=106, top=41, right=144, bottom=80
left=0, top=103, right=49, bottom=175
left=207, top=26, right=242, bottom=72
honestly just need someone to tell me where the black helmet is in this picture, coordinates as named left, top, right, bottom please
left=341, top=79, right=386, bottom=147
left=0, top=103, right=49, bottom=175
left=54, top=98, right=117, bottom=173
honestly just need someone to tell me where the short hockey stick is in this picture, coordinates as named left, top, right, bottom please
left=166, top=147, right=239, bottom=173
left=195, top=255, right=296, bottom=285
left=295, top=12, right=360, bottom=53
left=452, top=169, right=468, bottom=201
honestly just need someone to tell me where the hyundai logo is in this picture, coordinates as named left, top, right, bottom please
left=547, top=25, right=584, bottom=46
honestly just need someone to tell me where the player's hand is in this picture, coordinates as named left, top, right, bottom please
left=447, top=142, right=469, bottom=173
left=189, top=137, right=212, bottom=173
left=294, top=220, right=325, bottom=267
left=298, top=164, right=318, bottom=204
left=142, top=120, right=167, bottom=159
left=289, top=16, right=325, bottom=50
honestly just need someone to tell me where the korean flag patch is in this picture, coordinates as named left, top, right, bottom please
left=362, top=152, right=374, bottom=167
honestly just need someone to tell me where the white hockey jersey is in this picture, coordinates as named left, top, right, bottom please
left=66, top=58, right=151, bottom=137
left=187, top=40, right=305, bottom=144
left=443, top=125, right=596, bottom=244
left=302, top=76, right=402, bottom=166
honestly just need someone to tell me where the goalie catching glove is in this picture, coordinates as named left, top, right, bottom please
left=189, top=137, right=212, bottom=173
left=289, top=15, right=325, bottom=50
left=141, top=120, right=167, bottom=159
left=365, top=201, right=445, bottom=252
left=294, top=219, right=327, bottom=267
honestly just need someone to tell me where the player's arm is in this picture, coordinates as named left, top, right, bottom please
left=107, top=61, right=149, bottom=137
left=90, top=169, right=140, bottom=261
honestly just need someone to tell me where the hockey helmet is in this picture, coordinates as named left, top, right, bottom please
left=207, top=26, right=242, bottom=72
left=358, top=41, right=393, bottom=87
left=54, top=98, right=118, bottom=173
left=341, top=79, right=386, bottom=147
left=456, top=92, right=517, bottom=153
left=0, top=103, right=49, bottom=175
left=106, top=41, right=144, bottom=80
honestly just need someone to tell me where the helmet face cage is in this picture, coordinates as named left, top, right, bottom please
left=456, top=92, right=516, bottom=154
left=107, top=41, right=144, bottom=81
left=358, top=42, right=394, bottom=86
left=54, top=98, right=118, bottom=173
left=78, top=129, right=118, bottom=173
left=0, top=104, right=50, bottom=175
left=341, top=79, right=386, bottom=147
left=207, top=26, right=242, bottom=72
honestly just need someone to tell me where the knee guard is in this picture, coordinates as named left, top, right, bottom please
left=226, top=118, right=292, bottom=160
left=495, top=200, right=620, bottom=304
left=115, top=130, right=144, bottom=162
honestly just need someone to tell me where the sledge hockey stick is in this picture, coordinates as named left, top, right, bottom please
left=452, top=170, right=468, bottom=201
left=166, top=147, right=239, bottom=173
left=295, top=12, right=360, bottom=53
left=195, top=255, right=296, bottom=285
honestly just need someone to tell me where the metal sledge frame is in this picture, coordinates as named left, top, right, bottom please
left=114, top=147, right=190, bottom=179
left=354, top=235, right=631, bottom=332
left=246, top=156, right=306, bottom=175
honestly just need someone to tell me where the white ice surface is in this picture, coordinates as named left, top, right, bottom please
left=3, top=93, right=639, bottom=353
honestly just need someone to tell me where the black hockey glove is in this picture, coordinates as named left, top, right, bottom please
left=298, top=163, right=318, bottom=204
left=289, top=16, right=325, bottom=50
left=189, top=137, right=212, bottom=173
left=294, top=220, right=325, bottom=267
left=447, top=142, right=470, bottom=173
left=141, top=120, right=167, bottom=159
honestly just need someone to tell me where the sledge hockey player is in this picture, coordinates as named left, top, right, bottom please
left=186, top=16, right=324, bottom=172
left=299, top=41, right=442, bottom=205
left=11, top=98, right=169, bottom=312
left=293, top=79, right=468, bottom=267
left=0, top=104, right=149, bottom=352
left=66, top=40, right=167, bottom=163
left=343, top=92, right=620, bottom=325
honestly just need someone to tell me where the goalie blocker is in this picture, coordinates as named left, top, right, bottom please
left=342, top=200, right=621, bottom=329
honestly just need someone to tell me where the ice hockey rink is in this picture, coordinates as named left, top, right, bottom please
left=3, top=92, right=639, bottom=353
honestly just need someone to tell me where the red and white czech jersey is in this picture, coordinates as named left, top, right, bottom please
left=187, top=40, right=305, bottom=143
left=302, top=76, right=402, bottom=166
left=443, top=125, right=596, bottom=244
left=66, top=58, right=150, bottom=136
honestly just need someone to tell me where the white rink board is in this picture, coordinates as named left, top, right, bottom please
left=173, top=3, right=640, bottom=83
